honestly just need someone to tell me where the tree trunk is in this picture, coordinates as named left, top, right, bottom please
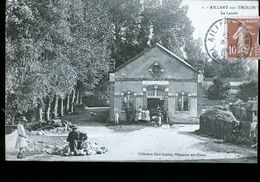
left=70, top=89, right=75, bottom=113
left=60, top=97, right=64, bottom=117
left=37, top=99, right=43, bottom=122
left=12, top=117, right=15, bottom=125
left=76, top=89, right=79, bottom=104
left=66, top=93, right=70, bottom=113
left=54, top=95, right=59, bottom=118
left=45, top=97, right=51, bottom=121
left=79, top=92, right=83, bottom=105
left=39, top=106, right=43, bottom=122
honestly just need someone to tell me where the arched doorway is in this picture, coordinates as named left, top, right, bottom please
left=145, top=85, right=167, bottom=117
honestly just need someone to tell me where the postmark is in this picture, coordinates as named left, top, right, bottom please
left=205, top=18, right=259, bottom=64
left=205, top=19, right=228, bottom=64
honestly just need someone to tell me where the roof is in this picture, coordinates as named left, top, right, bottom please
left=114, top=43, right=198, bottom=72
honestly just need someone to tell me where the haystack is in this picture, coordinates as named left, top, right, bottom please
left=199, top=106, right=239, bottom=140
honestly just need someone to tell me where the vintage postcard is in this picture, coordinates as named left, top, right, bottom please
left=5, top=0, right=258, bottom=162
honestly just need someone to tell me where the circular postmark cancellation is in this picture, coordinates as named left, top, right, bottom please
left=205, top=18, right=259, bottom=65
left=205, top=19, right=229, bottom=64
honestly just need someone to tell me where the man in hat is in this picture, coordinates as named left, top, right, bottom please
left=67, top=125, right=79, bottom=155
left=15, top=116, right=28, bottom=159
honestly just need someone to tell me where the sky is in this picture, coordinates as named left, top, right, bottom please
left=182, top=0, right=259, bottom=40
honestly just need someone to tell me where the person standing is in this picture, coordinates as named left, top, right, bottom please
left=157, top=110, right=163, bottom=127
left=142, top=107, right=146, bottom=122
left=136, top=106, right=143, bottom=123
left=145, top=108, right=150, bottom=122
left=114, top=110, right=119, bottom=125
left=15, top=116, right=28, bottom=159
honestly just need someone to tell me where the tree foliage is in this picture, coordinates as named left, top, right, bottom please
left=204, top=60, right=250, bottom=79
left=207, top=78, right=230, bottom=100
left=5, top=0, right=112, bottom=123
left=7, top=0, right=250, bottom=123
left=237, top=81, right=258, bottom=101
left=109, top=0, right=196, bottom=67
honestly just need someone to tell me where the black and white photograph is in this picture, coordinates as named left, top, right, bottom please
left=5, top=0, right=258, bottom=163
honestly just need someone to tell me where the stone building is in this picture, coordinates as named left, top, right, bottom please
left=109, top=43, right=203, bottom=123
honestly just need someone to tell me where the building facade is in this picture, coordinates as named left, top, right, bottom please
left=109, top=43, right=203, bottom=123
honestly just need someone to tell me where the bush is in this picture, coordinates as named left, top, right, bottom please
left=207, top=78, right=230, bottom=100
left=237, top=80, right=258, bottom=101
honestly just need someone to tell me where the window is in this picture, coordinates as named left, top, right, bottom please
left=176, top=92, right=189, bottom=111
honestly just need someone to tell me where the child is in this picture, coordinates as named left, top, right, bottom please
left=137, top=106, right=143, bottom=123
left=15, top=116, right=28, bottom=159
left=157, top=111, right=163, bottom=127
left=114, top=110, right=119, bottom=125
left=145, top=108, right=150, bottom=122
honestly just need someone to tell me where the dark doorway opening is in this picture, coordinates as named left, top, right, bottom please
left=147, top=98, right=164, bottom=117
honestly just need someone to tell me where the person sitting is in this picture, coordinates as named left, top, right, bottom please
left=77, top=132, right=88, bottom=150
left=67, top=125, right=79, bottom=155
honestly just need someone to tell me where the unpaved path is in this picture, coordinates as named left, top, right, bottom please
left=5, top=124, right=257, bottom=162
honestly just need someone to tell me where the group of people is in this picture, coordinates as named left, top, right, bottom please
left=114, top=106, right=151, bottom=125
left=114, top=106, right=165, bottom=127
left=15, top=116, right=88, bottom=159
left=136, top=106, right=151, bottom=123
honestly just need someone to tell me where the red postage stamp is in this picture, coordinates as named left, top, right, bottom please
left=227, top=18, right=260, bottom=60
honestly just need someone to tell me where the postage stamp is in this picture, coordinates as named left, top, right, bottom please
left=205, top=18, right=259, bottom=64
left=227, top=18, right=260, bottom=60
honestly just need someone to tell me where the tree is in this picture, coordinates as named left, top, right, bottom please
left=6, top=0, right=43, bottom=122
left=109, top=0, right=144, bottom=67
left=246, top=60, right=258, bottom=81
left=6, top=0, right=77, bottom=122
left=204, top=60, right=250, bottom=79
left=207, top=77, right=230, bottom=100
left=108, top=0, right=196, bottom=67
left=184, top=38, right=207, bottom=67
left=68, top=0, right=112, bottom=105
left=237, top=80, right=258, bottom=101
left=149, top=0, right=194, bottom=57
left=203, top=61, right=217, bottom=78
left=5, top=0, right=207, bottom=123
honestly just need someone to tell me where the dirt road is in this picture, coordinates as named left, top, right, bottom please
left=5, top=124, right=257, bottom=162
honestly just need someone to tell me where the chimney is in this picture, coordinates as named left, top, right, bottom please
left=109, top=59, right=115, bottom=73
